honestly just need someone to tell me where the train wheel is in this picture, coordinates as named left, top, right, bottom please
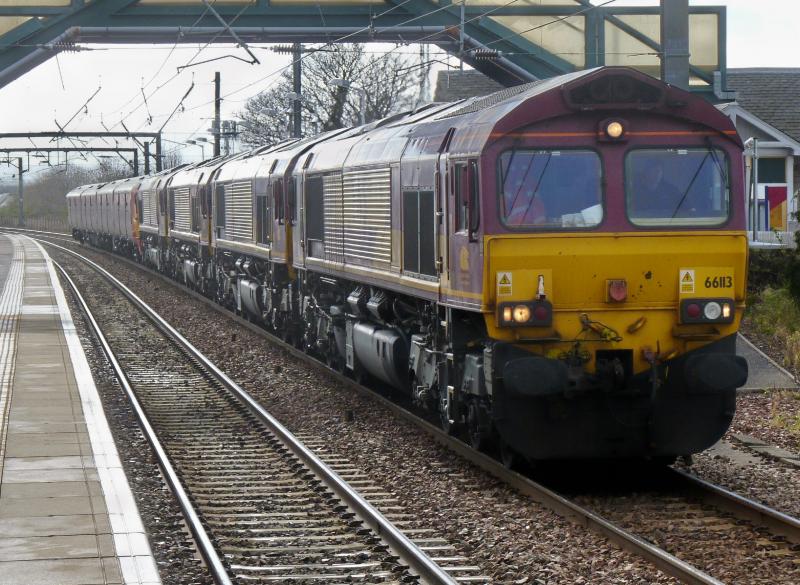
left=326, top=350, right=345, bottom=373
left=499, top=439, right=520, bottom=470
left=353, top=365, right=369, bottom=386
left=467, top=401, right=490, bottom=452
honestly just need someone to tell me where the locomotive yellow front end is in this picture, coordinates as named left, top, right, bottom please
left=476, top=69, right=749, bottom=460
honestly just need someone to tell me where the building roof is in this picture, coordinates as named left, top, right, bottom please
left=717, top=102, right=800, bottom=156
left=433, top=70, right=505, bottom=102
left=726, top=68, right=800, bottom=142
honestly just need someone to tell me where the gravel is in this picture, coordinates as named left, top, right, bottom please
left=46, top=240, right=677, bottom=584
left=58, top=268, right=214, bottom=585
left=677, top=446, right=800, bottom=519
left=726, top=390, right=800, bottom=454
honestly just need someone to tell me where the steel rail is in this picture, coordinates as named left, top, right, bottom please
left=53, top=261, right=234, bottom=585
left=26, top=229, right=800, bottom=582
left=669, top=467, right=800, bottom=545
left=42, top=239, right=458, bottom=585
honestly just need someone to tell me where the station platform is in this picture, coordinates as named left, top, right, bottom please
left=0, top=233, right=160, bottom=585
left=737, top=334, right=798, bottom=391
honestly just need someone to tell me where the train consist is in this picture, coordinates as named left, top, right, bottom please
left=68, top=66, right=749, bottom=464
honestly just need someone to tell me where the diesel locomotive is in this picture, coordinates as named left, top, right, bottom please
left=68, top=66, right=749, bottom=464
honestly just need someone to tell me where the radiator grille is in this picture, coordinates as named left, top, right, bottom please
left=342, top=167, right=391, bottom=266
left=323, top=172, right=343, bottom=263
left=172, top=186, right=191, bottom=232
left=225, top=181, right=253, bottom=242
left=142, top=189, right=158, bottom=227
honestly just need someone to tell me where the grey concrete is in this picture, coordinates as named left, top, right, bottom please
left=736, top=334, right=798, bottom=391
left=0, top=236, right=126, bottom=585
left=0, top=534, right=116, bottom=561
left=0, top=557, right=123, bottom=585
left=731, top=432, right=800, bottom=468
left=705, top=440, right=765, bottom=467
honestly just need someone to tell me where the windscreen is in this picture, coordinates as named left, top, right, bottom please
left=625, top=148, right=729, bottom=227
left=499, top=150, right=603, bottom=229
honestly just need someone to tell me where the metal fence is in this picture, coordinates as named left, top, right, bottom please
left=749, top=230, right=797, bottom=249
left=0, top=215, right=69, bottom=233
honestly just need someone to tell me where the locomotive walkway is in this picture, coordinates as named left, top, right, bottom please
left=0, top=233, right=158, bottom=585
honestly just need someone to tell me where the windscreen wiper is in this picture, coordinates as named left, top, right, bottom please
left=518, top=152, right=553, bottom=221
left=507, top=152, right=538, bottom=213
left=670, top=150, right=712, bottom=219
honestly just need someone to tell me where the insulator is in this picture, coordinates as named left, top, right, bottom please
left=473, top=49, right=501, bottom=61
left=272, top=44, right=298, bottom=55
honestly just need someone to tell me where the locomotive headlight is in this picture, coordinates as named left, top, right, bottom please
left=703, top=301, right=722, bottom=320
left=502, top=306, right=513, bottom=323
left=606, top=121, right=624, bottom=138
left=722, top=303, right=732, bottom=319
left=513, top=304, right=531, bottom=323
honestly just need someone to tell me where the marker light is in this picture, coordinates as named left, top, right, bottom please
left=534, top=305, right=550, bottom=322
left=686, top=303, right=702, bottom=319
left=722, top=303, right=731, bottom=319
left=703, top=301, right=722, bottom=320
left=513, top=305, right=532, bottom=323
left=502, top=306, right=513, bottom=322
left=606, top=121, right=624, bottom=138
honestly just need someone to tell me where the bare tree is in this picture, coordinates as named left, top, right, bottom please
left=238, top=45, right=420, bottom=147
left=162, top=149, right=183, bottom=171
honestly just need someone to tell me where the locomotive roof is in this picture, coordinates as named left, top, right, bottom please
left=168, top=153, right=246, bottom=189
left=96, top=175, right=142, bottom=195
left=138, top=164, right=188, bottom=191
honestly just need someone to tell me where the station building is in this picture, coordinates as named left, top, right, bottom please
left=724, top=68, right=800, bottom=246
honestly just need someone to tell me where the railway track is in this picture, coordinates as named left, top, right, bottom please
left=49, top=240, right=479, bottom=584
left=569, top=468, right=800, bottom=584
left=14, top=228, right=800, bottom=584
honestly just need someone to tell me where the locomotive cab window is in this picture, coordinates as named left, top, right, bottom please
left=168, top=189, right=175, bottom=226
left=190, top=189, right=200, bottom=232
left=625, top=148, right=729, bottom=227
left=256, top=194, right=270, bottom=245
left=305, top=175, right=324, bottom=257
left=274, top=181, right=284, bottom=223
left=215, top=185, right=226, bottom=233
left=454, top=164, right=468, bottom=232
left=499, top=150, right=602, bottom=229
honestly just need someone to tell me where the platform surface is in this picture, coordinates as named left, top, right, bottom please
left=737, top=333, right=798, bottom=391
left=0, top=233, right=159, bottom=585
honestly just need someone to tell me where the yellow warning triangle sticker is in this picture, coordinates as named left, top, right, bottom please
left=499, top=274, right=510, bottom=285
left=682, top=272, right=693, bottom=282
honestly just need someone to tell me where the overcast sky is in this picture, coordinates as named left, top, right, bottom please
left=0, top=0, right=797, bottom=179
